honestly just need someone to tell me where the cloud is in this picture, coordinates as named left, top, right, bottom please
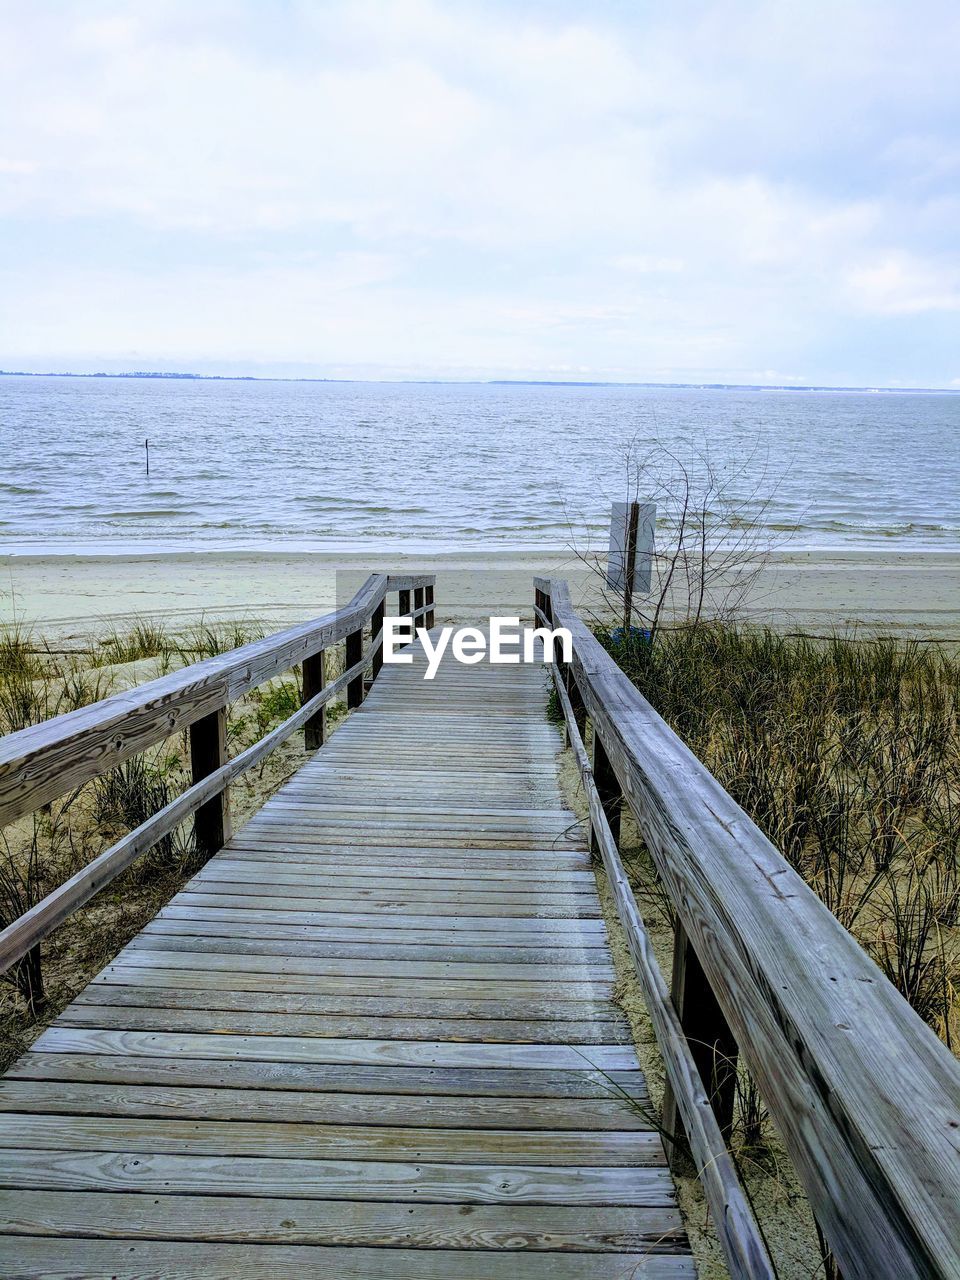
left=844, top=254, right=960, bottom=315
left=0, top=0, right=958, bottom=384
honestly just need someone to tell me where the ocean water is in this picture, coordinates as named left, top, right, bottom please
left=0, top=375, right=957, bottom=554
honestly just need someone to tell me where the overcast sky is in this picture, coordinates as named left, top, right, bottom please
left=1, top=1, right=958, bottom=385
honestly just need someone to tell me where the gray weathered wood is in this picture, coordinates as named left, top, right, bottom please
left=301, top=648, right=325, bottom=750
left=0, top=1189, right=685, bottom=1251
left=0, top=628, right=690, bottom=1276
left=538, top=576, right=960, bottom=1280
left=0, top=1238, right=695, bottom=1279
left=548, top=657, right=774, bottom=1280
left=0, top=653, right=366, bottom=975
left=0, top=572, right=435, bottom=827
left=189, top=706, right=230, bottom=858
left=661, top=921, right=740, bottom=1161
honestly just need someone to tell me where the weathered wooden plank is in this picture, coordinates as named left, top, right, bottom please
left=0, top=1080, right=651, bottom=1129
left=169, top=890, right=600, bottom=918
left=0, top=1189, right=686, bottom=1251
left=75, top=984, right=623, bottom=1023
left=156, top=903, right=606, bottom=935
left=54, top=1005, right=630, bottom=1045
left=195, top=861, right=596, bottom=886
left=92, top=966, right=614, bottom=1001
left=220, top=845, right=590, bottom=868
left=31, top=1028, right=638, bottom=1071
left=0, top=1149, right=676, bottom=1207
left=181, top=882, right=599, bottom=908
left=201, top=857, right=596, bottom=882
left=9, top=1055, right=648, bottom=1100
left=0, top=1113, right=664, bottom=1165
left=139, top=918, right=612, bottom=962
left=0, top=1237, right=696, bottom=1279
left=109, top=947, right=608, bottom=983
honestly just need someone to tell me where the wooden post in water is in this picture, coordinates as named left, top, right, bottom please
left=302, top=649, right=326, bottom=750
left=662, top=923, right=740, bottom=1169
left=144, top=438, right=150, bottom=476
left=190, top=706, right=230, bottom=857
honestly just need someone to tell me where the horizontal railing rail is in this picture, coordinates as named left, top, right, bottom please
left=0, top=572, right=435, bottom=978
left=548, top=663, right=776, bottom=1280
left=535, top=576, right=960, bottom=1280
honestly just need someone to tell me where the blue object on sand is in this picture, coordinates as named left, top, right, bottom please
left=609, top=626, right=652, bottom=645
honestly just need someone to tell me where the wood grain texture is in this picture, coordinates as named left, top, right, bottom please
left=0, top=1238, right=695, bottom=1279
left=548, top=652, right=774, bottom=1280
left=539, top=577, right=960, bottom=1280
left=0, top=650, right=366, bottom=974
left=0, top=623, right=690, bottom=1275
left=0, top=573, right=406, bottom=825
left=0, top=1190, right=685, bottom=1251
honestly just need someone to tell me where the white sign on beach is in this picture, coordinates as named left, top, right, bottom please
left=606, top=501, right=656, bottom=597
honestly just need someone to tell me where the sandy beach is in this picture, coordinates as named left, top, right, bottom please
left=3, top=546, right=959, bottom=639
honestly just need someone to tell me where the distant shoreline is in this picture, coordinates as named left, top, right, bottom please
left=2, top=370, right=959, bottom=394
left=2, top=544, right=960, bottom=562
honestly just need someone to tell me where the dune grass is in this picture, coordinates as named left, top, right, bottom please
left=603, top=623, right=960, bottom=1046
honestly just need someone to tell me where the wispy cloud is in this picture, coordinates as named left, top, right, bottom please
left=0, top=0, right=958, bottom=384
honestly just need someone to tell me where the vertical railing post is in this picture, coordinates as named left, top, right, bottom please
left=565, top=666, right=587, bottom=741
left=370, top=597, right=385, bottom=684
left=413, top=586, right=424, bottom=627
left=398, top=588, right=411, bottom=641
left=302, top=648, right=326, bottom=750
left=425, top=583, right=435, bottom=629
left=190, top=705, right=231, bottom=858
left=661, top=922, right=739, bottom=1170
left=346, top=624, right=364, bottom=709
left=590, top=730, right=622, bottom=857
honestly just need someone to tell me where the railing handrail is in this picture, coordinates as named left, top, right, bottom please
left=0, top=572, right=434, bottom=829
left=0, top=571, right=435, bottom=979
left=535, top=576, right=960, bottom=1280
left=547, top=653, right=776, bottom=1280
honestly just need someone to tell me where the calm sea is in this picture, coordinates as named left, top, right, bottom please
left=0, top=376, right=957, bottom=554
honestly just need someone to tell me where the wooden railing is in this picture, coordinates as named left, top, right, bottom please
left=534, top=577, right=960, bottom=1280
left=0, top=573, right=435, bottom=978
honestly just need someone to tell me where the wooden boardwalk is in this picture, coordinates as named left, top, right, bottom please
left=0, top=639, right=693, bottom=1277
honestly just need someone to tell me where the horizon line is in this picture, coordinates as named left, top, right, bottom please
left=1, top=368, right=958, bottom=394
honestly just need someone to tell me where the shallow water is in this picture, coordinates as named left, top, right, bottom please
left=1, top=376, right=957, bottom=553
